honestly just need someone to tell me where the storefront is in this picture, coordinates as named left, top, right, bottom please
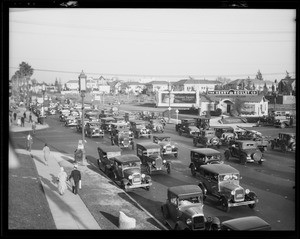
left=199, top=90, right=269, bottom=117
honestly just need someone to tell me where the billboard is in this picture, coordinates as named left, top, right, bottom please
left=156, top=91, right=199, bottom=108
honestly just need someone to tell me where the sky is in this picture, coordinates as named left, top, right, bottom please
left=9, top=8, right=296, bottom=84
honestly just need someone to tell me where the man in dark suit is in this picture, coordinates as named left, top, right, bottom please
left=68, top=164, right=81, bottom=195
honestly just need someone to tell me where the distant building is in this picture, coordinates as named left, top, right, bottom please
left=172, top=78, right=221, bottom=93
left=122, top=82, right=145, bottom=94
left=225, top=79, right=274, bottom=92
left=145, top=81, right=169, bottom=93
left=65, top=80, right=79, bottom=90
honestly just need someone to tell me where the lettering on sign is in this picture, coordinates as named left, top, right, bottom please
left=207, top=90, right=258, bottom=95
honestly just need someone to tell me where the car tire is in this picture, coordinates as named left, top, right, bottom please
left=281, top=144, right=287, bottom=152
left=247, top=192, right=257, bottom=209
left=174, top=153, right=178, bottom=158
left=167, top=164, right=171, bottom=174
left=146, top=186, right=150, bottom=191
left=121, top=181, right=126, bottom=190
left=280, top=123, right=286, bottom=128
left=240, top=154, right=247, bottom=165
left=220, top=197, right=230, bottom=212
left=199, top=184, right=206, bottom=200
left=146, top=165, right=151, bottom=175
left=271, top=142, right=275, bottom=150
left=179, top=130, right=182, bottom=136
left=224, top=150, right=230, bottom=161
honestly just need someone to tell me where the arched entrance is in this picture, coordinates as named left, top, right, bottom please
left=221, top=99, right=234, bottom=114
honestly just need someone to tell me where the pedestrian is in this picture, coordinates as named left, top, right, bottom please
left=29, top=113, right=33, bottom=123
left=23, top=111, right=26, bottom=120
left=32, top=121, right=36, bottom=134
left=42, top=143, right=50, bottom=166
left=13, top=112, right=17, bottom=121
left=21, top=116, right=25, bottom=127
left=17, top=117, right=21, bottom=127
left=68, top=164, right=81, bottom=195
left=57, top=167, right=68, bottom=195
left=26, top=133, right=33, bottom=152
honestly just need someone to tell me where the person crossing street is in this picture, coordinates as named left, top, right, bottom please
left=68, top=164, right=81, bottom=195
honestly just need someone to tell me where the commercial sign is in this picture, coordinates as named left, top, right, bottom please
left=207, top=90, right=258, bottom=95
left=156, top=91, right=199, bottom=108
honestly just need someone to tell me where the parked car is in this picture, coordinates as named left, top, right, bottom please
left=224, top=140, right=264, bottom=165
left=148, top=119, right=164, bottom=133
left=153, top=135, right=178, bottom=158
left=197, top=164, right=258, bottom=212
left=65, top=116, right=78, bottom=127
left=176, top=119, right=200, bottom=137
left=113, top=115, right=126, bottom=124
left=136, top=142, right=171, bottom=174
left=194, top=116, right=210, bottom=130
left=110, top=122, right=133, bottom=138
left=220, top=216, right=271, bottom=231
left=48, top=108, right=56, bottom=115
left=193, top=129, right=221, bottom=148
left=189, top=148, right=223, bottom=176
left=97, top=144, right=122, bottom=174
left=213, top=126, right=236, bottom=145
left=270, top=132, right=296, bottom=152
left=76, top=118, right=89, bottom=133
left=111, top=130, right=134, bottom=150
left=110, top=155, right=152, bottom=191
left=161, top=185, right=220, bottom=230
left=130, top=120, right=151, bottom=139
left=84, top=121, right=104, bottom=138
left=100, top=117, right=115, bottom=133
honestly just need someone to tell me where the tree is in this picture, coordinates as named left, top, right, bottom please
left=231, top=97, right=245, bottom=116
left=245, top=80, right=252, bottom=90
left=255, top=70, right=263, bottom=81
left=263, top=83, right=268, bottom=95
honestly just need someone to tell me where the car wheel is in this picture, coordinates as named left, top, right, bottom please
left=121, top=181, right=126, bottom=190
left=240, top=155, right=247, bottom=165
left=258, top=160, right=263, bottom=165
left=174, top=153, right=178, bottom=158
left=145, top=186, right=150, bottom=191
left=281, top=144, right=287, bottom=152
left=191, top=166, right=196, bottom=177
left=224, top=150, right=230, bottom=161
left=280, top=123, right=286, bottom=128
left=291, top=143, right=296, bottom=151
left=271, top=142, right=275, bottom=150
left=167, top=164, right=171, bottom=174
left=220, top=197, right=230, bottom=212
left=146, top=165, right=151, bottom=175
left=179, top=130, right=182, bottom=136
left=247, top=192, right=257, bottom=209
left=199, top=184, right=206, bottom=200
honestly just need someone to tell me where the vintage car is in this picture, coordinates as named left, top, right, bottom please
left=161, top=185, right=220, bottom=230
left=111, top=130, right=134, bottom=150
left=110, top=155, right=152, bottom=191
left=197, top=164, right=258, bottom=212
left=271, top=132, right=296, bottom=152
left=193, top=130, right=221, bottom=148
left=136, top=142, right=171, bottom=174
left=64, top=116, right=78, bottom=127
left=59, top=112, right=70, bottom=122
left=85, top=110, right=99, bottom=120
left=176, top=119, right=200, bottom=137
left=76, top=118, right=89, bottom=133
left=224, top=140, right=264, bottom=165
left=189, top=148, right=223, bottom=176
left=220, top=216, right=271, bottom=231
left=110, top=122, right=133, bottom=138
left=113, top=115, right=126, bottom=124
left=100, top=117, right=115, bottom=133
left=153, top=135, right=178, bottom=158
left=235, top=126, right=270, bottom=152
left=130, top=120, right=151, bottom=139
left=97, top=144, right=122, bottom=173
left=194, top=116, right=210, bottom=130
left=84, top=121, right=104, bottom=138
left=48, top=108, right=56, bottom=115
left=213, top=126, right=236, bottom=145
left=148, top=119, right=164, bottom=133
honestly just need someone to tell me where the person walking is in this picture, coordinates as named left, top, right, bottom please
left=13, top=112, right=17, bottom=121
left=57, top=167, right=68, bottom=195
left=68, top=164, right=81, bottom=195
left=42, top=143, right=50, bottom=166
left=17, top=117, right=21, bottom=127
left=23, top=111, right=26, bottom=120
left=26, top=133, right=33, bottom=152
left=32, top=121, right=36, bottom=134
left=29, top=113, right=33, bottom=123
left=21, top=116, right=25, bottom=127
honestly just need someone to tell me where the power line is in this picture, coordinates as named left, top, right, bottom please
left=9, top=66, right=294, bottom=79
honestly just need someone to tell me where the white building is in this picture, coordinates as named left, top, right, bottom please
left=65, top=80, right=79, bottom=90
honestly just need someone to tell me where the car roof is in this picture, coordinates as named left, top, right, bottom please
left=234, top=140, right=257, bottom=144
left=221, top=216, right=271, bottom=231
left=279, top=132, right=295, bottom=136
left=97, top=144, right=122, bottom=153
left=191, top=148, right=221, bottom=155
left=194, top=116, right=211, bottom=119
left=113, top=154, right=141, bottom=163
left=153, top=134, right=171, bottom=139
left=200, top=164, right=239, bottom=174
left=213, top=126, right=234, bottom=129
left=101, top=117, right=115, bottom=121
left=168, top=185, right=202, bottom=197
left=137, top=142, right=161, bottom=149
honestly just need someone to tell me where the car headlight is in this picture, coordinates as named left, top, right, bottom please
left=163, top=160, right=166, bottom=164
left=121, top=141, right=124, bottom=143
left=171, top=145, right=175, bottom=148
left=141, top=174, right=145, bottom=178
left=186, top=218, right=192, bottom=225
left=231, top=191, right=235, bottom=195
left=163, top=146, right=167, bottom=149
left=152, top=161, right=155, bottom=165
left=245, top=189, right=250, bottom=194
left=128, top=175, right=133, bottom=180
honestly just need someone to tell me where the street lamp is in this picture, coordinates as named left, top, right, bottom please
left=79, top=70, right=87, bottom=165
left=175, top=109, right=179, bottom=125
left=168, top=81, right=172, bottom=123
left=42, top=83, right=46, bottom=116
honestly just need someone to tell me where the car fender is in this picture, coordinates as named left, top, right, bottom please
left=198, top=182, right=207, bottom=195
left=175, top=221, right=189, bottom=230
left=189, top=163, right=195, bottom=169
left=122, top=178, right=129, bottom=185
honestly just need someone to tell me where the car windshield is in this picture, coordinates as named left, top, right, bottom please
left=178, top=196, right=202, bottom=206
left=90, top=123, right=99, bottom=127
left=122, top=162, right=140, bottom=168
left=161, top=137, right=171, bottom=142
left=219, top=173, right=239, bottom=182
left=206, top=155, right=221, bottom=161
left=242, top=143, right=256, bottom=149
left=206, top=132, right=215, bottom=136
